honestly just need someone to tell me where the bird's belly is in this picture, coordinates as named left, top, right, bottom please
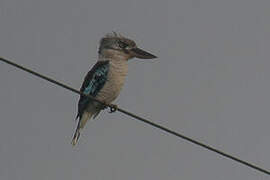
left=96, top=71, right=126, bottom=103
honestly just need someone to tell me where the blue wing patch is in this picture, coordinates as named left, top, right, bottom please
left=76, top=61, right=109, bottom=120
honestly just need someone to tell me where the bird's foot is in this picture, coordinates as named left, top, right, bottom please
left=100, top=101, right=117, bottom=113
left=109, top=104, right=118, bottom=113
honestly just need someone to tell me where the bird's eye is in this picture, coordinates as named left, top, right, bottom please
left=119, top=42, right=128, bottom=49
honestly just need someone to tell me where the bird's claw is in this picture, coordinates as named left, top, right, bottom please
left=109, top=104, right=118, bottom=113
left=100, top=101, right=117, bottom=113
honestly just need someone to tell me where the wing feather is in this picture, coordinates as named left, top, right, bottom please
left=76, top=61, right=109, bottom=120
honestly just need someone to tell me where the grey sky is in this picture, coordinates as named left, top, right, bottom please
left=0, top=0, right=269, bottom=179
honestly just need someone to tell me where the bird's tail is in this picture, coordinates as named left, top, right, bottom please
left=71, top=126, right=81, bottom=146
left=71, top=111, right=93, bottom=146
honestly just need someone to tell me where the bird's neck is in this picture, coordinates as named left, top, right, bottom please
left=98, top=55, right=128, bottom=76
left=98, top=54, right=128, bottom=65
left=98, top=49, right=130, bottom=62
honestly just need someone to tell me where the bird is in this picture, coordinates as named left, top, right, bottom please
left=71, top=32, right=157, bottom=146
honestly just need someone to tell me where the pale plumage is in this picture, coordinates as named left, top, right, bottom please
left=72, top=33, right=157, bottom=146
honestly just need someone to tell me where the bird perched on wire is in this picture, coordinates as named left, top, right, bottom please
left=72, top=32, right=157, bottom=146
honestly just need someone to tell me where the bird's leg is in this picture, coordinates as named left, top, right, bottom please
left=99, top=100, right=109, bottom=110
left=99, top=101, right=118, bottom=113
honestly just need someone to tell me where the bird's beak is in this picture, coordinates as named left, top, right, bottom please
left=130, top=47, right=157, bottom=59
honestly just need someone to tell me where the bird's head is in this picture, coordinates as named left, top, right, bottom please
left=98, top=32, right=157, bottom=61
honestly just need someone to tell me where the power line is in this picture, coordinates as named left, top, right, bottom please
left=0, top=56, right=269, bottom=176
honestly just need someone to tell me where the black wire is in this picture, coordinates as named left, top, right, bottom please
left=0, top=56, right=269, bottom=175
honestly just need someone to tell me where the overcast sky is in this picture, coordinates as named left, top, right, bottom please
left=0, top=0, right=270, bottom=179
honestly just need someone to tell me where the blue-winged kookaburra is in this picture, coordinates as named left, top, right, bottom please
left=72, top=33, right=157, bottom=146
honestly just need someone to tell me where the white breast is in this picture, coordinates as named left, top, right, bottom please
left=96, top=60, right=128, bottom=103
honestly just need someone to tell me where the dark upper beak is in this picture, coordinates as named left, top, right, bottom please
left=130, top=47, right=157, bottom=59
